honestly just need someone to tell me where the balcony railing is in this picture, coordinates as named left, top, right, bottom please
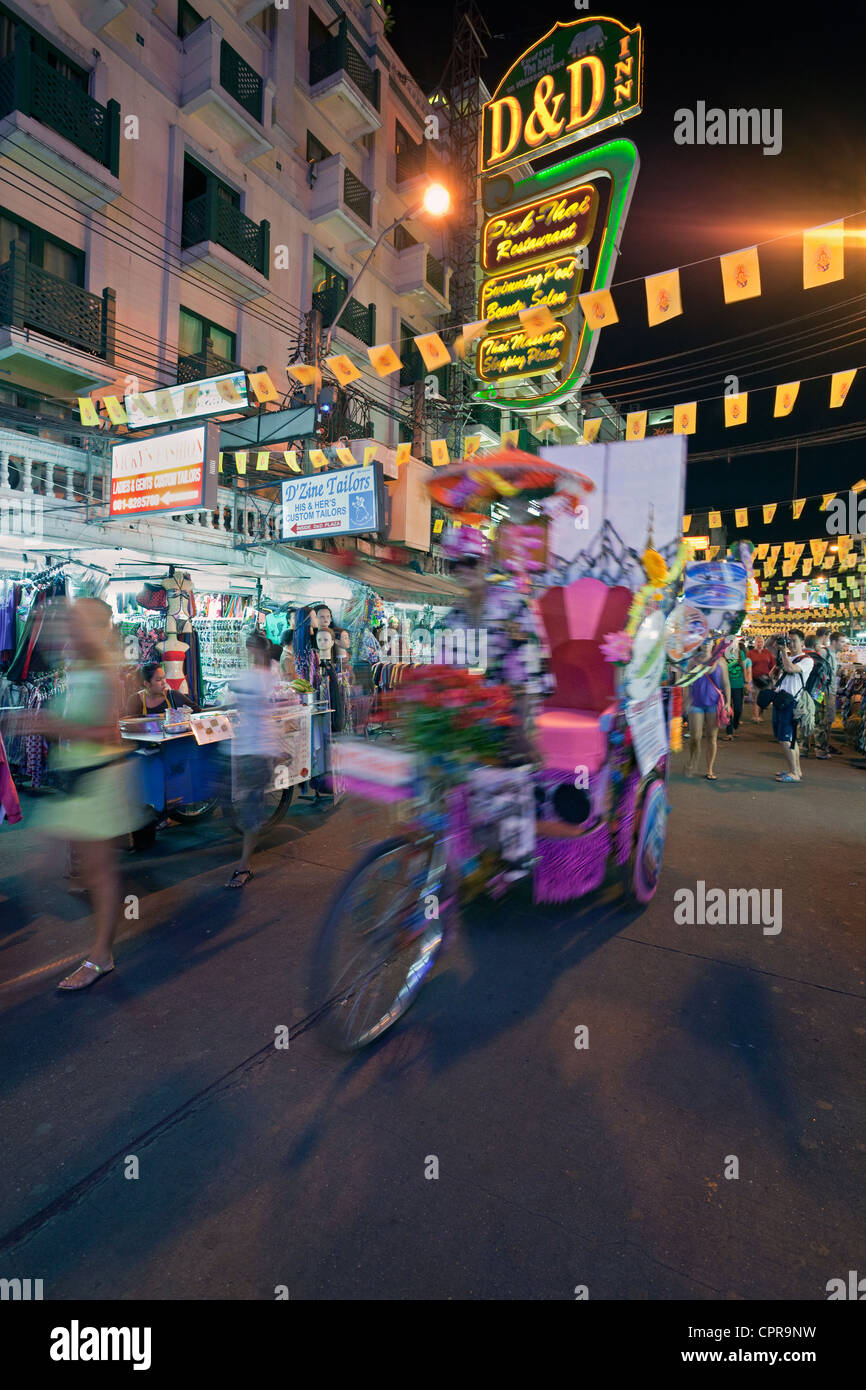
left=177, top=345, right=241, bottom=383
left=219, top=40, right=262, bottom=123
left=309, top=18, right=380, bottom=110
left=425, top=254, right=445, bottom=297
left=182, top=193, right=269, bottom=276
left=0, top=244, right=114, bottom=360
left=468, top=403, right=506, bottom=436
left=312, top=286, right=376, bottom=346
left=0, top=30, right=120, bottom=174
left=395, top=137, right=446, bottom=186
left=343, top=168, right=372, bottom=226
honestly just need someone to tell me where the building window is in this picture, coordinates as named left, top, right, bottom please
left=0, top=208, right=84, bottom=283
left=308, top=8, right=331, bottom=51
left=306, top=131, right=332, bottom=165
left=395, top=120, right=411, bottom=155
left=183, top=156, right=240, bottom=210
left=0, top=5, right=89, bottom=90
left=312, top=254, right=347, bottom=298
left=179, top=306, right=236, bottom=362
left=178, top=0, right=204, bottom=39
left=247, top=7, right=274, bottom=40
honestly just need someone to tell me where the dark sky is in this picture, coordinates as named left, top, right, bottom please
left=390, top=2, right=866, bottom=539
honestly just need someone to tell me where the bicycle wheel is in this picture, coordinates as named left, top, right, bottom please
left=170, top=797, right=219, bottom=824
left=311, top=834, right=447, bottom=1051
left=226, top=783, right=294, bottom=835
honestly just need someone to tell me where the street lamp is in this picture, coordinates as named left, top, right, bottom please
left=324, top=181, right=451, bottom=350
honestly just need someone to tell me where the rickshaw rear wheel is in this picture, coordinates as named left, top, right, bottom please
left=170, top=797, right=219, bottom=824
left=621, top=777, right=668, bottom=905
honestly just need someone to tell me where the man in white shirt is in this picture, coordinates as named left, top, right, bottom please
left=773, top=629, right=814, bottom=783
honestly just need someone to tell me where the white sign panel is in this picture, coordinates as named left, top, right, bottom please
left=281, top=464, right=382, bottom=540
left=625, top=691, right=668, bottom=777
left=124, top=371, right=248, bottom=430
left=110, top=423, right=219, bottom=516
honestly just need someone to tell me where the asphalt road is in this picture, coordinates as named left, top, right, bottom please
left=0, top=719, right=863, bottom=1300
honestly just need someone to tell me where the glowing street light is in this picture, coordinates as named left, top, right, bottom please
left=421, top=182, right=450, bottom=217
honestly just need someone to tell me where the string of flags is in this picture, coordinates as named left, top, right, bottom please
left=682, top=481, right=866, bottom=535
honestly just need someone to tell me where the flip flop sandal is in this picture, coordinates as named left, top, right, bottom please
left=225, top=868, right=254, bottom=888
left=704, top=774, right=718, bottom=780
left=57, top=960, right=114, bottom=992
left=775, top=773, right=799, bottom=782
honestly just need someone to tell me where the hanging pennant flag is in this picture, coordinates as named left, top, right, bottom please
left=578, top=288, right=618, bottom=328
left=774, top=382, right=799, bottom=417
left=395, top=442, right=412, bottom=465
left=763, top=503, right=777, bottom=524
left=683, top=514, right=692, bottom=532
left=802, top=557, right=812, bottom=576
left=673, top=402, right=696, bottom=435
left=325, top=355, right=362, bottom=389
left=308, top=449, right=328, bottom=470
left=414, top=332, right=451, bottom=371
left=724, top=393, right=748, bottom=427
left=501, top=429, right=519, bottom=448
left=830, top=369, right=857, bottom=408
left=368, top=344, right=402, bottom=377
left=810, top=538, right=828, bottom=563
left=706, top=546, right=719, bottom=560
left=837, top=535, right=854, bottom=559
left=283, top=451, right=301, bottom=473
left=102, top=395, right=127, bottom=426
left=248, top=372, right=279, bottom=404
left=823, top=554, right=835, bottom=570
left=218, top=452, right=224, bottom=473
left=803, top=220, right=845, bottom=289
left=464, top=435, right=482, bottom=457
left=783, top=541, right=795, bottom=559
left=735, top=507, right=749, bottom=527
left=708, top=510, right=721, bottom=529
left=255, top=451, right=269, bottom=471
left=821, top=492, right=836, bottom=510
left=792, top=498, right=806, bottom=519
left=216, top=377, right=245, bottom=406
left=336, top=448, right=356, bottom=467
left=644, top=269, right=683, bottom=326
left=754, top=543, right=769, bottom=560
left=182, top=385, right=202, bottom=415
left=537, top=418, right=558, bottom=434
left=791, top=542, right=805, bottom=565
left=430, top=439, right=450, bottom=467
left=851, top=478, right=866, bottom=494
left=719, top=246, right=762, bottom=303
left=363, top=445, right=377, bottom=467
left=782, top=559, right=795, bottom=577
left=626, top=410, right=647, bottom=440
left=453, top=320, right=488, bottom=360
left=764, top=559, right=776, bottom=577
left=288, top=364, right=322, bottom=391
left=77, top=396, right=100, bottom=426
left=154, top=389, right=176, bottom=419
left=518, top=303, right=557, bottom=334
left=769, top=544, right=781, bottom=564
left=433, top=519, right=444, bottom=535
left=234, top=451, right=248, bottom=475
left=128, top=393, right=158, bottom=421
left=583, top=417, right=602, bottom=442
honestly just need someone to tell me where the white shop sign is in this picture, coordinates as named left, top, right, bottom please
left=281, top=463, right=382, bottom=540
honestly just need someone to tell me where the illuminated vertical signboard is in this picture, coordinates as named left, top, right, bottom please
left=474, top=18, right=643, bottom=412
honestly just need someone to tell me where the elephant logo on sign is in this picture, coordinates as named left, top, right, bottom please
left=569, top=24, right=605, bottom=57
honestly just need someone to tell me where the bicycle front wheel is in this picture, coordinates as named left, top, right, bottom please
left=311, top=835, right=446, bottom=1051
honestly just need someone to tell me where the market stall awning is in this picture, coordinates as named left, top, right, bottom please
left=285, top=547, right=461, bottom=607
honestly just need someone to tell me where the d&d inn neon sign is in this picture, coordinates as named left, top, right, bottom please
left=481, top=17, right=642, bottom=175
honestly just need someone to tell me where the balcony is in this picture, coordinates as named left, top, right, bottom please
left=181, top=19, right=272, bottom=159
left=181, top=191, right=270, bottom=302
left=0, top=242, right=116, bottom=393
left=0, top=31, right=121, bottom=207
left=466, top=402, right=506, bottom=444
left=177, top=344, right=242, bottom=385
left=391, top=136, right=448, bottom=190
left=309, top=18, right=381, bottom=142
left=310, top=154, right=376, bottom=253
left=392, top=241, right=450, bottom=313
left=312, top=285, right=376, bottom=349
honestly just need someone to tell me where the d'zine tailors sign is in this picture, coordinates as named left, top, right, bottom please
left=282, top=464, right=384, bottom=541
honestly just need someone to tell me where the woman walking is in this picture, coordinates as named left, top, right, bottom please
left=684, top=640, right=732, bottom=780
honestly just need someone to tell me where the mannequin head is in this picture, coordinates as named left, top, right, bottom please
left=316, top=628, right=335, bottom=659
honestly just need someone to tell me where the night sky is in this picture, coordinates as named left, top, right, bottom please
left=390, top=2, right=866, bottom=542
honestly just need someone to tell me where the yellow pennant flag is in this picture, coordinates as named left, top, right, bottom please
left=255, top=451, right=269, bottom=471
left=724, top=392, right=748, bottom=427
left=215, top=378, right=244, bottom=405
left=763, top=503, right=777, bottom=524
left=128, top=393, right=158, bottom=421
left=626, top=410, right=647, bottom=440
left=218, top=452, right=224, bottom=472
left=77, top=396, right=100, bottom=426
left=791, top=542, right=805, bottom=565
left=645, top=269, right=683, bottom=326
left=248, top=372, right=279, bottom=403
left=683, top=514, right=692, bottom=532
left=537, top=418, right=558, bottom=434
left=102, top=395, right=127, bottom=426
left=706, top=545, right=719, bottom=560
left=433, top=519, right=444, bottom=534
left=464, top=435, right=482, bottom=458
left=774, top=382, right=799, bottom=417
left=810, top=538, right=828, bottom=563
left=154, top=389, right=176, bottom=419
left=735, top=507, right=748, bottom=527
left=325, top=355, right=362, bottom=388
left=363, top=445, right=377, bottom=467
left=583, top=417, right=602, bottom=442
left=288, top=364, right=322, bottom=391
left=783, top=541, right=795, bottom=559
left=367, top=344, right=402, bottom=377
left=754, top=543, right=769, bottom=560
left=578, top=288, right=618, bottom=328
left=823, top=554, right=835, bottom=570
left=234, top=451, right=247, bottom=475
left=821, top=492, right=836, bottom=510
left=430, top=439, right=450, bottom=467
left=769, top=544, right=781, bottom=564
left=395, top=442, right=412, bottom=465
left=792, top=498, right=806, bottom=519
left=283, top=450, right=301, bottom=473
left=518, top=303, right=557, bottom=334
left=500, top=429, right=519, bottom=448
left=837, top=535, right=853, bottom=559
left=830, top=369, right=856, bottom=407
left=719, top=246, right=762, bottom=303
left=803, top=220, right=845, bottom=289
left=802, top=557, right=812, bottom=576
left=764, top=560, right=776, bottom=577
left=708, top=510, right=721, bottom=529
left=673, top=402, right=696, bottom=435
left=308, top=449, right=329, bottom=470
left=181, top=385, right=201, bottom=415
left=453, top=320, right=488, bottom=359
left=782, top=559, right=795, bottom=577
left=852, top=478, right=866, bottom=493
left=336, top=448, right=356, bottom=467
left=414, top=332, right=451, bottom=371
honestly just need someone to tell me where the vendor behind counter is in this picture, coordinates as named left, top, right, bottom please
left=124, top=662, right=201, bottom=718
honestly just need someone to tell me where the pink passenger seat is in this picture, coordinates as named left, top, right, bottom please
left=536, top=578, right=632, bottom=773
